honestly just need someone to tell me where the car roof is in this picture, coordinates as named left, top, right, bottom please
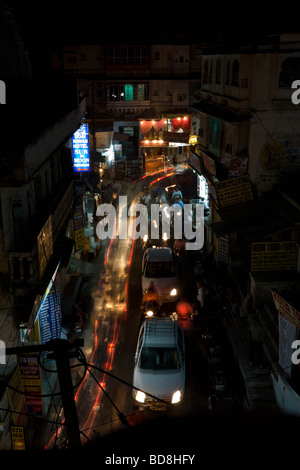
left=142, top=318, right=181, bottom=347
left=146, top=247, right=173, bottom=262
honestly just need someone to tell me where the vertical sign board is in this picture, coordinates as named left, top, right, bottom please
left=39, top=287, right=61, bottom=347
left=278, top=314, right=297, bottom=377
left=7, top=367, right=27, bottom=426
left=73, top=204, right=85, bottom=251
left=272, top=290, right=300, bottom=377
left=0, top=80, right=5, bottom=104
left=11, top=427, right=26, bottom=450
left=72, top=123, right=90, bottom=172
left=19, top=353, right=43, bottom=416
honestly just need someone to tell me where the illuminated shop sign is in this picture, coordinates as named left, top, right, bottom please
left=72, top=123, right=90, bottom=172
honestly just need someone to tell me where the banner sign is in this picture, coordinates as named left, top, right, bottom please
left=272, top=290, right=300, bottom=376
left=73, top=204, right=85, bottom=251
left=251, top=241, right=298, bottom=272
left=72, top=123, right=90, bottom=172
left=39, top=287, right=61, bottom=346
left=272, top=290, right=300, bottom=329
left=278, top=314, right=297, bottom=377
left=215, top=175, right=253, bottom=207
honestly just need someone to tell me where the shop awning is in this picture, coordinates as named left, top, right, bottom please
left=210, top=190, right=300, bottom=241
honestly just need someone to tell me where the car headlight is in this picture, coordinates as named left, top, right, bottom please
left=135, top=391, right=146, bottom=403
left=171, top=390, right=182, bottom=404
left=170, top=288, right=177, bottom=296
left=145, top=310, right=154, bottom=317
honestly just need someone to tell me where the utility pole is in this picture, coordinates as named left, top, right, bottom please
left=6, top=338, right=84, bottom=450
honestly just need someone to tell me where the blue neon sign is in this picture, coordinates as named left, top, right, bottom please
left=72, top=123, right=90, bottom=172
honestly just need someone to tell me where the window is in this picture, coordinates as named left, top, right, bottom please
left=107, top=83, right=148, bottom=101
left=279, top=58, right=300, bottom=87
left=203, top=60, right=208, bottom=84
left=209, top=117, right=220, bottom=149
left=145, top=261, right=175, bottom=278
left=139, top=347, right=180, bottom=370
left=209, top=61, right=213, bottom=84
left=122, top=47, right=134, bottom=65
left=125, top=84, right=133, bottom=101
left=108, top=46, right=147, bottom=65
left=215, top=59, right=221, bottom=84
left=136, top=47, right=147, bottom=64
left=225, top=60, right=230, bottom=84
left=231, top=60, right=239, bottom=86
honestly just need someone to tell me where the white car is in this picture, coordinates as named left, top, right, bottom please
left=133, top=317, right=185, bottom=408
left=141, top=247, right=179, bottom=303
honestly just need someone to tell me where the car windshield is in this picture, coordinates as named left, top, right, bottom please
left=139, top=347, right=180, bottom=370
left=145, top=261, right=175, bottom=278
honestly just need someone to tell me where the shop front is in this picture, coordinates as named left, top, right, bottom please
left=139, top=116, right=191, bottom=174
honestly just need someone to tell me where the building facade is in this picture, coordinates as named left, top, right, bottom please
left=189, top=33, right=300, bottom=414
left=54, top=42, right=201, bottom=175
left=0, top=7, right=87, bottom=448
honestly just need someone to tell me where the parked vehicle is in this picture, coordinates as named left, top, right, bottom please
left=133, top=317, right=185, bottom=409
left=141, top=247, right=179, bottom=304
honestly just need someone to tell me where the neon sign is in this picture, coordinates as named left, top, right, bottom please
left=72, top=123, right=90, bottom=172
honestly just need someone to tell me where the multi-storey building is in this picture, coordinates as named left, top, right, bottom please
left=0, top=6, right=87, bottom=448
left=54, top=42, right=201, bottom=175
left=52, top=32, right=300, bottom=416
left=189, top=33, right=300, bottom=414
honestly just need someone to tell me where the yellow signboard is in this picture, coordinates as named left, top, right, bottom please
left=37, top=215, right=53, bottom=280
left=11, top=426, right=26, bottom=450
left=215, top=175, right=253, bottom=208
left=7, top=367, right=27, bottom=426
left=251, top=241, right=298, bottom=271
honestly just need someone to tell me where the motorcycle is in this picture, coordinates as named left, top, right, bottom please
left=71, top=304, right=87, bottom=335
left=142, top=301, right=159, bottom=318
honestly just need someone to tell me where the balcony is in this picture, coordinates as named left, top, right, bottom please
left=106, top=100, right=151, bottom=117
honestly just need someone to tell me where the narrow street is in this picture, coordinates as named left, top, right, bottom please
left=42, top=166, right=247, bottom=450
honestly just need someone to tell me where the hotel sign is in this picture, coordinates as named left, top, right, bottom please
left=72, top=123, right=90, bottom=172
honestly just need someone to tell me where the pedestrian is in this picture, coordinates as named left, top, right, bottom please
left=142, top=281, right=160, bottom=309
left=173, top=238, right=186, bottom=255
left=141, top=189, right=151, bottom=209
left=196, top=279, right=207, bottom=311
left=97, top=269, right=106, bottom=296
left=172, top=185, right=183, bottom=202
left=247, top=312, right=265, bottom=367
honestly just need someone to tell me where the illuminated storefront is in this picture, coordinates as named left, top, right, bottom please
left=139, top=117, right=191, bottom=173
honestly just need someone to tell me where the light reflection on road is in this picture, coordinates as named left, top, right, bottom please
left=45, top=167, right=179, bottom=449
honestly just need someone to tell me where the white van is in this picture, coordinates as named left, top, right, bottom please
left=141, top=247, right=179, bottom=303
left=133, top=317, right=185, bottom=408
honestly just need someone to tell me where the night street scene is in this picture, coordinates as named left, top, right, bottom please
left=1, top=1, right=300, bottom=459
